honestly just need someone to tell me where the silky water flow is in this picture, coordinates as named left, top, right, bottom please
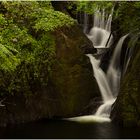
left=68, top=8, right=132, bottom=123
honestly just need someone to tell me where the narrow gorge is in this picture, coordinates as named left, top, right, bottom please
left=0, top=1, right=140, bottom=138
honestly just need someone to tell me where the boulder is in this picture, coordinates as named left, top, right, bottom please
left=0, top=25, right=99, bottom=126
left=50, top=25, right=98, bottom=116
left=111, top=42, right=140, bottom=127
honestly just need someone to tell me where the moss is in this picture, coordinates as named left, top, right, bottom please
left=0, top=2, right=99, bottom=126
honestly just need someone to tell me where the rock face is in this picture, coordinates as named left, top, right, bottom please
left=0, top=25, right=99, bottom=127
left=111, top=44, right=140, bottom=127
left=50, top=25, right=99, bottom=116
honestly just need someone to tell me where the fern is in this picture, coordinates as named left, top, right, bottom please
left=0, top=44, right=20, bottom=71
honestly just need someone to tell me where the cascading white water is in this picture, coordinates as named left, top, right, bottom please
left=68, top=8, right=133, bottom=123
left=86, top=55, right=113, bottom=102
left=83, top=12, right=88, bottom=34
left=86, top=8, right=128, bottom=119
left=86, top=9, right=113, bottom=56
left=107, top=35, right=128, bottom=97
left=87, top=35, right=128, bottom=118
left=122, top=34, right=139, bottom=77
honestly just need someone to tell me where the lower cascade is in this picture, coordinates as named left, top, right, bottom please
left=68, top=8, right=133, bottom=122
left=86, top=34, right=128, bottom=120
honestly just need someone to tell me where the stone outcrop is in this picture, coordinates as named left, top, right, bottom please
left=111, top=40, right=140, bottom=127
left=0, top=25, right=99, bottom=127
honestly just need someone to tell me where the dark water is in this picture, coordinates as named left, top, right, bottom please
left=0, top=119, right=140, bottom=139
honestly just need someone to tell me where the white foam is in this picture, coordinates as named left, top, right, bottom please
left=66, top=115, right=111, bottom=123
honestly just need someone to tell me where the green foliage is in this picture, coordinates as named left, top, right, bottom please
left=0, top=14, right=7, bottom=26
left=34, top=9, right=74, bottom=32
left=115, top=2, right=140, bottom=33
left=67, top=1, right=114, bottom=14
left=0, top=1, right=74, bottom=96
left=6, top=33, right=56, bottom=96
left=77, top=1, right=114, bottom=14
left=0, top=44, right=20, bottom=72
left=3, top=1, right=74, bottom=31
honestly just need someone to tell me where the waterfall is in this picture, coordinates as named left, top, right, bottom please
left=86, top=8, right=131, bottom=120
left=86, top=55, right=113, bottom=102
left=107, top=35, right=128, bottom=97
left=87, top=35, right=128, bottom=118
left=86, top=8, right=128, bottom=120
left=105, top=7, right=114, bottom=32
left=68, top=8, right=133, bottom=123
left=86, top=9, right=113, bottom=56
left=83, top=12, right=88, bottom=34
left=122, top=34, right=139, bottom=77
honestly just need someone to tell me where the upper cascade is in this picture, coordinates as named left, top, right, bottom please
left=93, top=8, right=113, bottom=32
left=84, top=8, right=114, bottom=50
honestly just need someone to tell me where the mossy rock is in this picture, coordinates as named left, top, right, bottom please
left=0, top=25, right=99, bottom=126
left=111, top=44, right=140, bottom=127
left=49, top=25, right=99, bottom=117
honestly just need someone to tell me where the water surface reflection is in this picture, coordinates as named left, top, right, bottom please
left=0, top=119, right=139, bottom=139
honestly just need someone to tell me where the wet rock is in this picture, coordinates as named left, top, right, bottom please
left=111, top=39, right=140, bottom=127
